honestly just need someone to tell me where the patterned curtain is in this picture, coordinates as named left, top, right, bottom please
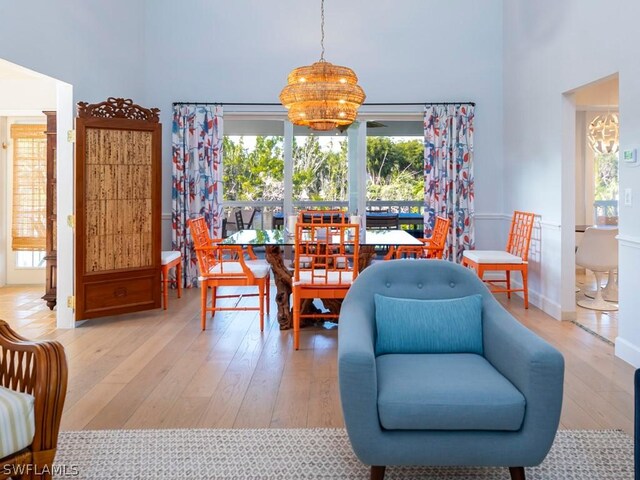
left=171, top=104, right=223, bottom=287
left=424, top=104, right=475, bottom=263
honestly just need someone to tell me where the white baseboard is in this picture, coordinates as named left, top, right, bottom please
left=482, top=272, right=563, bottom=320
left=615, top=336, right=640, bottom=368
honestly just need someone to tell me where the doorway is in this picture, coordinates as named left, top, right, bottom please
left=572, top=74, right=619, bottom=343
left=0, top=58, right=74, bottom=328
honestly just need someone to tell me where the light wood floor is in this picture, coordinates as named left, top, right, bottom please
left=0, top=283, right=635, bottom=435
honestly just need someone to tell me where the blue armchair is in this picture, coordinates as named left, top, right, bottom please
left=338, top=260, right=564, bottom=480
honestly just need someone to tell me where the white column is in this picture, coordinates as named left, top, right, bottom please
left=56, top=81, right=75, bottom=328
left=283, top=121, right=293, bottom=216
left=347, top=121, right=367, bottom=217
left=560, top=92, right=577, bottom=320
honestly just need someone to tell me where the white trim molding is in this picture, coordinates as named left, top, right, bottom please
left=475, top=213, right=510, bottom=221
left=615, top=337, right=640, bottom=368
left=475, top=213, right=560, bottom=230
left=480, top=272, right=564, bottom=320
left=617, top=234, right=640, bottom=249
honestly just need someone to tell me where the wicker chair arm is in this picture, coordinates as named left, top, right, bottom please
left=0, top=320, right=68, bottom=457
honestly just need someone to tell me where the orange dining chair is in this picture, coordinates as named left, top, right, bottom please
left=188, top=216, right=270, bottom=330
left=394, top=216, right=451, bottom=260
left=292, top=221, right=359, bottom=350
left=461, top=211, right=535, bottom=308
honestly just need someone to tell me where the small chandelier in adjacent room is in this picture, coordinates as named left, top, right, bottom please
left=279, top=0, right=365, bottom=131
left=587, top=112, right=619, bottom=155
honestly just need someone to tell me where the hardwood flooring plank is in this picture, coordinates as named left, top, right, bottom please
left=0, top=284, right=635, bottom=432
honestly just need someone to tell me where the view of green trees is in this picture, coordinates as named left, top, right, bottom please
left=223, top=135, right=424, bottom=202
left=594, top=152, right=619, bottom=201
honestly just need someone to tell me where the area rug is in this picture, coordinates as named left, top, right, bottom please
left=53, top=428, right=633, bottom=479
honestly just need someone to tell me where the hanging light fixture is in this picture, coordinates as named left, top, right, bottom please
left=587, top=112, right=619, bottom=155
left=279, top=0, right=365, bottom=131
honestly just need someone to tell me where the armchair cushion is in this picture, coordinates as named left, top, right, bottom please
left=374, top=294, right=483, bottom=356
left=0, top=386, right=35, bottom=459
left=377, top=353, right=526, bottom=431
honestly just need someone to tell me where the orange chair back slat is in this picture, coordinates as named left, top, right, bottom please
left=188, top=216, right=220, bottom=274
left=426, top=216, right=451, bottom=259
left=394, top=216, right=450, bottom=260
left=298, top=210, right=347, bottom=225
left=506, top=211, right=535, bottom=261
left=294, top=222, right=359, bottom=287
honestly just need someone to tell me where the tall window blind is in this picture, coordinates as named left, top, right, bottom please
left=10, top=124, right=47, bottom=251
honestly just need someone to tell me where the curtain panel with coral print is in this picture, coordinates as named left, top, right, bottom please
left=424, top=104, right=474, bottom=263
left=172, top=104, right=223, bottom=288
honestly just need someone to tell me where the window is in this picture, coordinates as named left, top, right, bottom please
left=593, top=151, right=619, bottom=223
left=223, top=135, right=284, bottom=201
left=10, top=124, right=47, bottom=257
left=292, top=134, right=348, bottom=202
left=366, top=135, right=424, bottom=204
left=15, top=251, right=46, bottom=268
left=364, top=120, right=424, bottom=213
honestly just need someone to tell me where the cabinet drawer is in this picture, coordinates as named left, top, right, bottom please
left=81, top=274, right=159, bottom=317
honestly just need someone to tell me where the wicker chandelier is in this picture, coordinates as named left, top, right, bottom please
left=588, top=112, right=619, bottom=155
left=279, top=0, right=365, bottom=131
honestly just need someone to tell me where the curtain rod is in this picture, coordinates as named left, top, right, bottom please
left=171, top=101, right=475, bottom=107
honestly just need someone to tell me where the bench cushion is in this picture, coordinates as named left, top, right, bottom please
left=161, top=251, right=181, bottom=265
left=377, top=353, right=526, bottom=431
left=0, top=386, right=35, bottom=458
left=463, top=250, right=524, bottom=264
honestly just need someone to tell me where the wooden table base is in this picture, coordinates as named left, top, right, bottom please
left=265, top=245, right=293, bottom=330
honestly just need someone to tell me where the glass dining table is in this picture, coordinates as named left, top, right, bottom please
left=222, top=229, right=422, bottom=329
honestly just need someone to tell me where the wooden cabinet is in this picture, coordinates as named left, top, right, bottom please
left=74, top=98, right=162, bottom=320
left=42, top=111, right=57, bottom=310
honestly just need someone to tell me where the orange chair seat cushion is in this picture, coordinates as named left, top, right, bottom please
left=161, top=250, right=181, bottom=265
left=463, top=250, right=524, bottom=265
left=293, top=269, right=355, bottom=286
left=202, top=260, right=270, bottom=279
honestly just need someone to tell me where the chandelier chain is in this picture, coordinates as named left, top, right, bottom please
left=320, top=0, right=325, bottom=61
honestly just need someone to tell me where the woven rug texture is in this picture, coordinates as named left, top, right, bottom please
left=51, top=428, right=633, bottom=479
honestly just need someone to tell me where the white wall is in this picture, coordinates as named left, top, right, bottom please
left=142, top=0, right=506, bottom=249
left=0, top=1, right=146, bottom=326
left=504, top=0, right=640, bottom=364
left=0, top=117, right=6, bottom=286
left=0, top=1, right=146, bottom=105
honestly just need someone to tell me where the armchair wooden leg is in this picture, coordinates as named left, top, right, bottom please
left=161, top=265, right=169, bottom=310
left=258, top=281, right=265, bottom=332
left=266, top=275, right=271, bottom=316
left=522, top=267, right=529, bottom=309
left=509, top=466, right=525, bottom=480
left=200, top=283, right=207, bottom=330
left=293, top=289, right=300, bottom=350
left=506, top=270, right=511, bottom=298
left=211, top=286, right=217, bottom=316
left=371, top=465, right=386, bottom=480
left=176, top=260, right=182, bottom=298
